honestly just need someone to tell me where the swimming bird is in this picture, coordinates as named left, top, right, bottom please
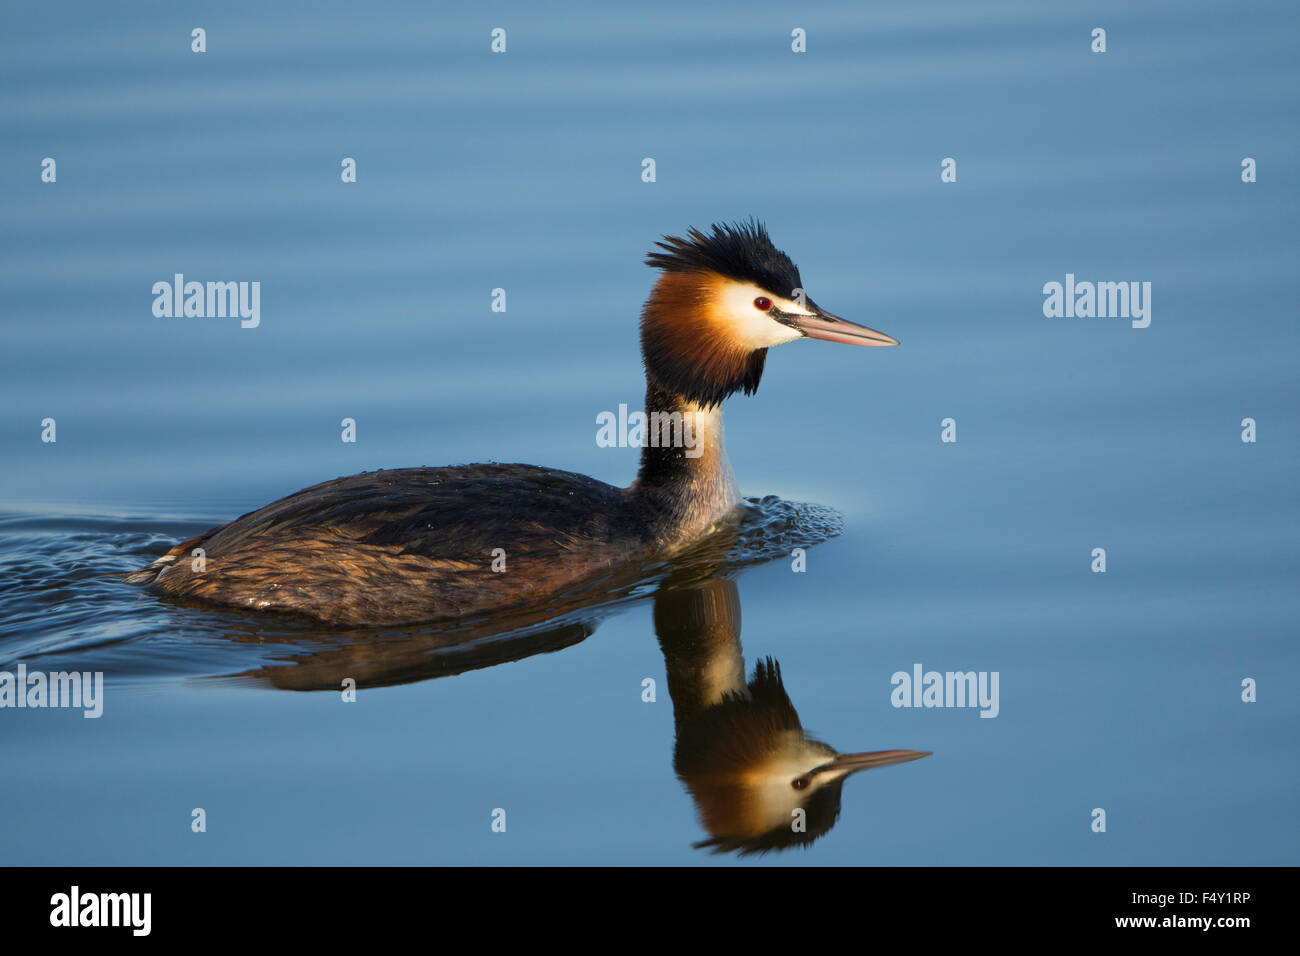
left=126, top=220, right=898, bottom=625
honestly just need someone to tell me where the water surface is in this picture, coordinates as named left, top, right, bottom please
left=1, top=0, right=1297, bottom=865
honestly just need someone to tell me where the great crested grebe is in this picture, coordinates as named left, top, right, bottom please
left=127, top=220, right=897, bottom=625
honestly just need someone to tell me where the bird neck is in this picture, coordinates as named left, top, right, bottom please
left=631, top=380, right=742, bottom=545
left=654, top=578, right=748, bottom=732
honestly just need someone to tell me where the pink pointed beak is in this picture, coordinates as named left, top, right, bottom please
left=813, top=749, right=931, bottom=779
left=791, top=301, right=899, bottom=347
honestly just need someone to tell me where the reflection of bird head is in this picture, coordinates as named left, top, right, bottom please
left=674, top=658, right=929, bottom=856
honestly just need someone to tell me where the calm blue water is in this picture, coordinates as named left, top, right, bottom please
left=1, top=0, right=1297, bottom=865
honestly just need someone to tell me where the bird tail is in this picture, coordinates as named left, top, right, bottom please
left=122, top=538, right=194, bottom=585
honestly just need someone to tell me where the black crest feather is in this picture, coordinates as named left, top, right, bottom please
left=646, top=219, right=802, bottom=298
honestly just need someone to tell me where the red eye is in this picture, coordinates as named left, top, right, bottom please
left=753, top=296, right=773, bottom=311
left=792, top=777, right=809, bottom=790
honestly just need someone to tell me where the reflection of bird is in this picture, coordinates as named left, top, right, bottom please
left=677, top=659, right=929, bottom=855
left=655, top=578, right=928, bottom=856
left=127, top=220, right=897, bottom=626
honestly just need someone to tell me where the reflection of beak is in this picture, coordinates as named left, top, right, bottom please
left=789, top=300, right=899, bottom=347
left=814, top=749, right=931, bottom=779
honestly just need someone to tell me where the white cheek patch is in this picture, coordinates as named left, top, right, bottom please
left=714, top=281, right=808, bottom=348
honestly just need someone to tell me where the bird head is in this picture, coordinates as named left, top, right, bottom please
left=641, top=219, right=898, bottom=409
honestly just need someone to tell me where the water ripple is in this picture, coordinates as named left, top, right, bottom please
left=0, top=496, right=842, bottom=687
